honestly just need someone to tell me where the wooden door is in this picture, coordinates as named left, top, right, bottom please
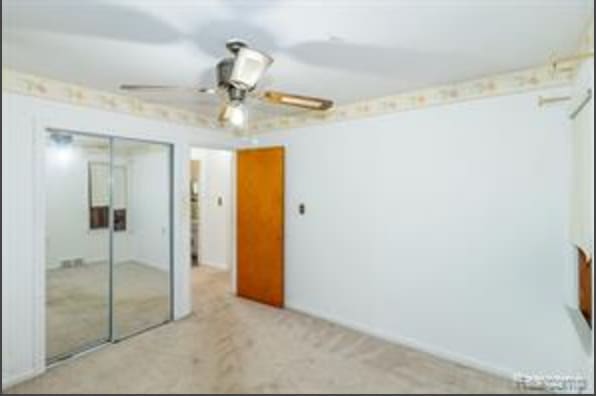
left=237, top=147, right=284, bottom=307
left=578, top=247, right=592, bottom=327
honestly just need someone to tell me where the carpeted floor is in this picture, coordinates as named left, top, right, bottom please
left=8, top=266, right=529, bottom=394
left=46, top=261, right=170, bottom=359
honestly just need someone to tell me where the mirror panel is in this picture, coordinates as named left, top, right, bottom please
left=112, top=138, right=172, bottom=339
left=45, top=132, right=111, bottom=361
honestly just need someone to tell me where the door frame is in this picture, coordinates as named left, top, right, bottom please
left=187, top=143, right=286, bottom=299
left=187, top=143, right=237, bottom=295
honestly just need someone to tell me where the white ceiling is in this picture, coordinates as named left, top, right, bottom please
left=2, top=0, right=593, bottom=122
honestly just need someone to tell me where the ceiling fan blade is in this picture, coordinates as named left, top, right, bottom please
left=261, top=90, right=333, bottom=111
left=120, top=84, right=216, bottom=94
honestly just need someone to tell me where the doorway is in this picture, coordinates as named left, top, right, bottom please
left=190, top=159, right=202, bottom=266
left=188, top=147, right=234, bottom=312
left=44, top=129, right=173, bottom=363
left=187, top=146, right=285, bottom=308
left=189, top=147, right=233, bottom=273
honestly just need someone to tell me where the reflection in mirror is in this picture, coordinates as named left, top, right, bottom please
left=45, top=131, right=172, bottom=362
left=112, top=139, right=171, bottom=339
left=89, top=163, right=127, bottom=231
left=45, top=132, right=111, bottom=361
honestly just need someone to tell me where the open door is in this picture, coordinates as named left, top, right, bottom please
left=237, top=147, right=284, bottom=307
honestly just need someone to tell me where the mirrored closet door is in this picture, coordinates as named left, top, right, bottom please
left=45, top=130, right=172, bottom=363
left=112, top=138, right=172, bottom=339
left=45, top=131, right=112, bottom=362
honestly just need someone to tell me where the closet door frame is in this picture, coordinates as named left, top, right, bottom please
left=41, top=127, right=174, bottom=364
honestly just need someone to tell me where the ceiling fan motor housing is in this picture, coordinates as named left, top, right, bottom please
left=216, top=58, right=235, bottom=89
left=217, top=57, right=250, bottom=103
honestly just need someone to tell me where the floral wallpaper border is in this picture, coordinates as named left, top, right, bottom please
left=249, top=63, right=576, bottom=134
left=2, top=68, right=216, bottom=129
left=578, top=18, right=594, bottom=54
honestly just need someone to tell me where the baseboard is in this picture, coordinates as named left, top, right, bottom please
left=2, top=366, right=45, bottom=391
left=285, top=301, right=514, bottom=383
left=125, top=258, right=169, bottom=272
left=47, top=258, right=133, bottom=270
left=85, top=257, right=109, bottom=265
left=565, top=306, right=593, bottom=356
left=200, top=262, right=228, bottom=270
left=586, top=357, right=594, bottom=394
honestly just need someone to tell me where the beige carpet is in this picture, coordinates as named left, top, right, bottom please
left=46, top=261, right=170, bottom=359
left=8, top=266, right=529, bottom=394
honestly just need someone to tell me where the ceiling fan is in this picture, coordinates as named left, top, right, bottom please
left=120, top=39, right=334, bottom=130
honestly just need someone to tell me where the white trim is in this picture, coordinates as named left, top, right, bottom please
left=200, top=262, right=228, bottom=271
left=566, top=306, right=593, bottom=357
left=230, top=152, right=238, bottom=295
left=172, top=142, right=192, bottom=321
left=31, top=116, right=47, bottom=384
left=585, top=357, right=594, bottom=394
left=1, top=365, right=45, bottom=391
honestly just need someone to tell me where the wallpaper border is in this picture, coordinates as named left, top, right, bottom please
left=2, top=67, right=215, bottom=129
left=1, top=56, right=585, bottom=135
left=249, top=64, right=576, bottom=134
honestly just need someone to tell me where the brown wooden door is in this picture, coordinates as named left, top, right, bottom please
left=578, top=247, right=592, bottom=327
left=237, top=147, right=284, bottom=307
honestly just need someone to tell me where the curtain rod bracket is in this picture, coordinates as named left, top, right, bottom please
left=569, top=89, right=592, bottom=120
left=538, top=95, right=571, bottom=107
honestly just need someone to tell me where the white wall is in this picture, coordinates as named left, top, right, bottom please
left=1, top=91, right=234, bottom=388
left=45, top=144, right=173, bottom=272
left=129, top=148, right=171, bottom=271
left=191, top=148, right=232, bottom=270
left=45, top=147, right=132, bottom=269
left=569, top=56, right=594, bottom=394
left=249, top=87, right=590, bottom=387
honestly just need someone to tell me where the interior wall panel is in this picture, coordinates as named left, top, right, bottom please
left=246, top=87, right=590, bottom=384
left=2, top=95, right=42, bottom=387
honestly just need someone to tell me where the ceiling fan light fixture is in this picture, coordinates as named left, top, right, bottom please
left=49, top=132, right=73, bottom=146
left=119, top=40, right=334, bottom=131
left=229, top=102, right=247, bottom=128
left=218, top=101, right=247, bottom=130
left=229, top=47, right=273, bottom=90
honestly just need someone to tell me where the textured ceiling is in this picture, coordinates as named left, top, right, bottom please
left=2, top=0, right=593, bottom=123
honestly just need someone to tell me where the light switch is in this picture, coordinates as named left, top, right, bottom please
left=299, top=203, right=305, bottom=215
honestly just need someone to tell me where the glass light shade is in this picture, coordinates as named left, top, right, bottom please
left=218, top=101, right=247, bottom=129
left=228, top=102, right=247, bottom=128
left=229, top=47, right=273, bottom=90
